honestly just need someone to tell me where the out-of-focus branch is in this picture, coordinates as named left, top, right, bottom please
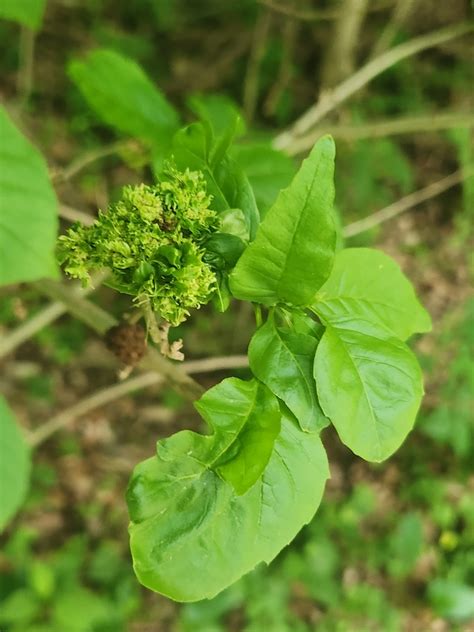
left=51, top=140, right=133, bottom=183
left=59, top=204, right=95, bottom=226
left=0, top=273, right=107, bottom=359
left=243, top=8, right=273, bottom=123
left=370, top=0, right=416, bottom=58
left=264, top=16, right=298, bottom=116
left=343, top=167, right=473, bottom=238
left=274, top=22, right=474, bottom=150
left=34, top=279, right=204, bottom=400
left=28, top=354, right=249, bottom=447
left=17, top=27, right=35, bottom=104
left=284, top=110, right=474, bottom=155
left=320, top=0, right=369, bottom=89
left=259, top=0, right=394, bottom=21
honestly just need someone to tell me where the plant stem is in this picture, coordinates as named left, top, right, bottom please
left=0, top=274, right=107, bottom=359
left=34, top=279, right=204, bottom=400
left=28, top=355, right=249, bottom=447
left=17, top=26, right=35, bottom=105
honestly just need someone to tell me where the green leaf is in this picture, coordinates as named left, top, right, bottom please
left=203, top=233, right=246, bottom=271
left=187, top=93, right=246, bottom=141
left=170, top=123, right=259, bottom=239
left=187, top=93, right=245, bottom=136
left=229, top=135, right=337, bottom=306
left=219, top=208, right=250, bottom=242
left=249, top=316, right=328, bottom=432
left=0, top=397, right=31, bottom=530
left=127, top=410, right=329, bottom=602
left=193, top=378, right=281, bottom=494
left=313, top=248, right=432, bottom=340
left=69, top=49, right=180, bottom=147
left=230, top=142, right=295, bottom=216
left=428, top=580, right=474, bottom=623
left=0, top=0, right=46, bottom=30
left=0, top=107, right=58, bottom=286
left=314, top=327, right=423, bottom=462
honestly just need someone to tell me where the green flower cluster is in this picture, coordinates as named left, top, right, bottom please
left=58, top=167, right=219, bottom=325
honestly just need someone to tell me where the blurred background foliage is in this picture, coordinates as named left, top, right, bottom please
left=0, top=0, right=473, bottom=630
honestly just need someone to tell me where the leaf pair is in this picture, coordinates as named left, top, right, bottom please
left=312, top=248, right=431, bottom=462
left=230, top=136, right=431, bottom=462
left=127, top=379, right=329, bottom=601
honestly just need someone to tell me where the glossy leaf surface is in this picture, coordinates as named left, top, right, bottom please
left=0, top=397, right=31, bottom=530
left=0, top=107, right=58, bottom=285
left=249, top=316, right=328, bottom=432
left=127, top=411, right=329, bottom=602
left=314, top=327, right=423, bottom=462
left=313, top=248, right=432, bottom=340
left=229, top=135, right=336, bottom=306
left=69, top=49, right=180, bottom=147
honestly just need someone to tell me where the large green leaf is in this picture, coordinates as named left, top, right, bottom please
left=193, top=378, right=281, bottom=495
left=314, top=327, right=423, bottom=462
left=0, top=397, right=31, bottom=530
left=127, top=410, right=329, bottom=602
left=248, top=315, right=328, bottom=433
left=0, top=0, right=46, bottom=30
left=229, top=135, right=337, bottom=306
left=170, top=123, right=259, bottom=239
left=69, top=49, right=180, bottom=148
left=313, top=248, right=432, bottom=340
left=0, top=107, right=58, bottom=285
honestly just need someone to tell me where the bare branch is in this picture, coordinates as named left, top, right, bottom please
left=259, top=0, right=394, bottom=21
left=284, top=110, right=474, bottom=155
left=343, top=167, right=473, bottom=238
left=243, top=8, right=273, bottom=123
left=274, top=22, right=474, bottom=150
left=319, top=0, right=369, bottom=89
left=370, top=0, right=416, bottom=59
left=52, top=140, right=133, bottom=183
left=0, top=273, right=108, bottom=359
left=28, top=355, right=249, bottom=447
left=59, top=204, right=95, bottom=226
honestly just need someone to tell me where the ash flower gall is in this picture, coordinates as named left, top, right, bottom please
left=58, top=167, right=220, bottom=325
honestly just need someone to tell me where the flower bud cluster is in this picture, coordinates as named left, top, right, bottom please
left=58, top=167, right=219, bottom=325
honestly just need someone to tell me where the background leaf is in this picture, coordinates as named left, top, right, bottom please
left=69, top=49, right=180, bottom=149
left=127, top=411, right=329, bottom=602
left=0, top=107, right=58, bottom=286
left=0, top=0, right=46, bottom=30
left=314, top=327, right=423, bottom=462
left=313, top=248, right=432, bottom=340
left=248, top=316, right=328, bottom=433
left=230, top=142, right=296, bottom=216
left=0, top=397, right=31, bottom=531
left=229, top=135, right=336, bottom=306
